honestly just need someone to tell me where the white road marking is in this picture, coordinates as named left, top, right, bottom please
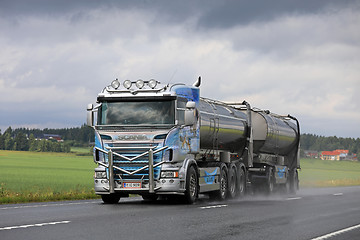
left=0, top=201, right=97, bottom=210
left=311, top=223, right=360, bottom=240
left=333, top=193, right=343, bottom=196
left=200, top=204, right=228, bottom=209
left=0, top=220, right=71, bottom=231
left=285, top=197, right=302, bottom=201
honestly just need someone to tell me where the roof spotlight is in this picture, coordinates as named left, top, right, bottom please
left=123, top=80, right=132, bottom=89
left=148, top=79, right=158, bottom=89
left=136, top=79, right=145, bottom=89
left=111, top=79, right=120, bottom=89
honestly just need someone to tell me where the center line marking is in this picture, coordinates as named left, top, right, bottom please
left=200, top=204, right=228, bottom=209
left=333, top=193, right=343, bottom=196
left=285, top=197, right=302, bottom=201
left=0, top=220, right=71, bottom=231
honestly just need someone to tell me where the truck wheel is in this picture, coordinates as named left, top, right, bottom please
left=184, top=165, right=198, bottom=204
left=209, top=164, right=228, bottom=201
left=142, top=194, right=158, bottom=201
left=237, top=167, right=246, bottom=197
left=101, top=194, right=121, bottom=204
left=228, top=164, right=237, bottom=199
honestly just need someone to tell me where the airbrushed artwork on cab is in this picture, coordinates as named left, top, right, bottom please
left=165, top=126, right=199, bottom=155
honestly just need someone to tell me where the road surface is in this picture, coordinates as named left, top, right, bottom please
left=1, top=186, right=360, bottom=240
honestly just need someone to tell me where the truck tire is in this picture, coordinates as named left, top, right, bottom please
left=290, top=170, right=299, bottom=194
left=228, top=164, right=237, bottom=199
left=142, top=194, right=158, bottom=201
left=184, top=165, right=198, bottom=204
left=101, top=194, right=121, bottom=204
left=265, top=167, right=275, bottom=195
left=237, top=167, right=246, bottom=197
left=209, top=164, right=228, bottom=201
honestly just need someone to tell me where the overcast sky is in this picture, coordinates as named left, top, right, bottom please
left=1, top=0, right=359, bottom=138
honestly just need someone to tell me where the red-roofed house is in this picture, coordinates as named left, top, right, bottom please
left=320, top=149, right=349, bottom=161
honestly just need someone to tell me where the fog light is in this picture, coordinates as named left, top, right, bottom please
left=161, top=171, right=179, bottom=178
left=95, top=171, right=107, bottom=179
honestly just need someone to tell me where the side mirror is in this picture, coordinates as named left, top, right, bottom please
left=87, top=104, right=94, bottom=127
left=184, top=101, right=196, bottom=126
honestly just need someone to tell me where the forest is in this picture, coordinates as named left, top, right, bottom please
left=0, top=125, right=93, bottom=152
left=0, top=125, right=359, bottom=156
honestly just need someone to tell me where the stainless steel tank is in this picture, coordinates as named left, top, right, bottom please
left=198, top=99, right=248, bottom=153
left=251, top=110, right=298, bottom=156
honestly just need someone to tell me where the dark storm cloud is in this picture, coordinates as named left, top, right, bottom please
left=3, top=0, right=357, bottom=28
left=197, top=0, right=360, bottom=29
left=0, top=0, right=359, bottom=137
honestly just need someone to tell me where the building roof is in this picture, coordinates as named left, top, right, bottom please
left=321, top=149, right=349, bottom=156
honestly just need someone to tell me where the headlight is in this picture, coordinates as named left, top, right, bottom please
left=148, top=79, right=158, bottom=89
left=136, top=79, right=145, bottom=89
left=111, top=79, right=120, bottom=89
left=95, top=171, right=107, bottom=179
left=161, top=171, right=179, bottom=178
left=123, top=80, right=132, bottom=89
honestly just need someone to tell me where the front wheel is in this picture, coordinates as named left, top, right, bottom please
left=101, top=194, right=121, bottom=204
left=184, top=166, right=199, bottom=204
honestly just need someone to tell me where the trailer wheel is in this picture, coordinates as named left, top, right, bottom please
left=228, top=164, right=237, bottom=199
left=209, top=164, right=228, bottom=201
left=101, top=194, right=121, bottom=204
left=237, top=167, right=246, bottom=197
left=184, top=165, right=198, bottom=204
left=290, top=170, right=299, bottom=194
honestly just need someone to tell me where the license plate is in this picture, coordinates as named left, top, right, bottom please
left=123, top=182, right=141, bottom=189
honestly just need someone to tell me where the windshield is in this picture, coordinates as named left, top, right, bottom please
left=98, top=100, right=175, bottom=126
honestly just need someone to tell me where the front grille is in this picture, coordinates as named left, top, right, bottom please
left=110, top=143, right=162, bottom=181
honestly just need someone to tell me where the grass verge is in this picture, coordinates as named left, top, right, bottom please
left=0, top=150, right=100, bottom=204
left=299, top=158, right=360, bottom=187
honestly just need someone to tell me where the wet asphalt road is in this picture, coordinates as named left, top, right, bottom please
left=1, top=186, right=360, bottom=240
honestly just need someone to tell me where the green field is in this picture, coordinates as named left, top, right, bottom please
left=299, top=158, right=360, bottom=187
left=1, top=150, right=360, bottom=204
left=0, top=149, right=98, bottom=204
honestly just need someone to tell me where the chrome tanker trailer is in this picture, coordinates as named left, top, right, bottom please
left=87, top=77, right=300, bottom=204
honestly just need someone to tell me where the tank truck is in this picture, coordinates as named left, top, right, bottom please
left=86, top=77, right=300, bottom=203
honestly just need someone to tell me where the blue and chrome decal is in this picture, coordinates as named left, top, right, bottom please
left=204, top=169, right=217, bottom=184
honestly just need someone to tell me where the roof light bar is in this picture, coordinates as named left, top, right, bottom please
left=109, top=79, right=160, bottom=90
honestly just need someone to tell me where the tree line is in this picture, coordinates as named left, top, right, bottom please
left=0, top=125, right=94, bottom=153
left=0, top=125, right=359, bottom=156
left=300, top=133, right=360, bottom=156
